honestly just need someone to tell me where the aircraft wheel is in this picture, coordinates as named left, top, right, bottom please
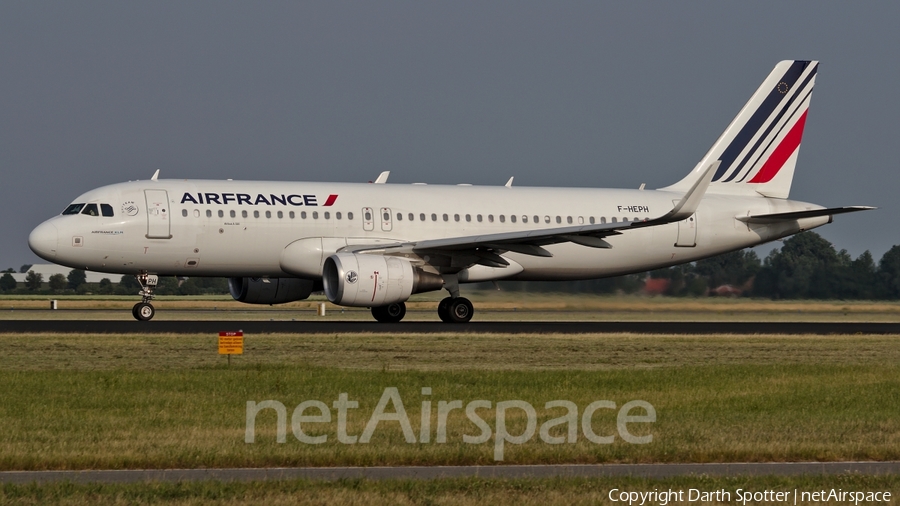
left=372, top=302, right=406, bottom=323
left=448, top=297, right=474, bottom=323
left=134, top=302, right=155, bottom=321
left=437, top=297, right=453, bottom=322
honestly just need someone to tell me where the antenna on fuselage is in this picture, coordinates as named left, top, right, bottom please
left=151, top=169, right=160, bottom=181
left=505, top=177, right=514, bottom=187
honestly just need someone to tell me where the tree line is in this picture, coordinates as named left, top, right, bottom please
left=3, top=231, right=900, bottom=299
left=486, top=231, right=900, bottom=299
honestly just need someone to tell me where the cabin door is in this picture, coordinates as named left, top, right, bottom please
left=145, top=190, right=172, bottom=239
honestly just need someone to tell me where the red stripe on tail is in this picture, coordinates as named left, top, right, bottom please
left=748, top=110, right=808, bottom=184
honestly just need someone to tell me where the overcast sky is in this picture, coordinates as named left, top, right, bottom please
left=1, top=2, right=897, bottom=271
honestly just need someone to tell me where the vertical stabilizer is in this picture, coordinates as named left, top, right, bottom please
left=663, top=60, right=818, bottom=199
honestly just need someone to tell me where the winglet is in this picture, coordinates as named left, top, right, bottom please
left=664, top=161, right=718, bottom=221
left=374, top=171, right=390, bottom=184
left=505, top=177, right=514, bottom=188
left=151, top=169, right=160, bottom=181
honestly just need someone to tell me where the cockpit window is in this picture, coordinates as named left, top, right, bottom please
left=62, top=204, right=84, bottom=215
left=81, top=204, right=99, bottom=216
left=100, top=204, right=114, bottom=217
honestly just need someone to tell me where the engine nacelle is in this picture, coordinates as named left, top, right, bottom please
left=323, top=253, right=443, bottom=307
left=228, top=277, right=315, bottom=304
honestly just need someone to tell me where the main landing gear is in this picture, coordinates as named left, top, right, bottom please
left=436, top=274, right=473, bottom=323
left=371, top=302, right=407, bottom=323
left=437, top=296, right=474, bottom=323
left=132, top=273, right=158, bottom=321
left=369, top=274, right=474, bottom=324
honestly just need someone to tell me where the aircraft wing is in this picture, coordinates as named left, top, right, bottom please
left=736, top=206, right=875, bottom=224
left=345, top=162, right=719, bottom=264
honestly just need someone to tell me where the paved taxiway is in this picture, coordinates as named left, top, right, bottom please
left=2, top=320, right=900, bottom=334
left=2, top=462, right=899, bottom=484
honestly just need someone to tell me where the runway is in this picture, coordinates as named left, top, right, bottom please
left=2, top=462, right=899, bottom=484
left=2, top=320, right=900, bottom=334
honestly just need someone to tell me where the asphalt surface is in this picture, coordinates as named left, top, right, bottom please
left=2, top=462, right=899, bottom=484
left=2, top=320, right=900, bottom=334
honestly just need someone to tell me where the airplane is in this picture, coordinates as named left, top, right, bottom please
left=28, top=60, right=873, bottom=322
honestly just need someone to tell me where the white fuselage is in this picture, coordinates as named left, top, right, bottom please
left=29, top=179, right=829, bottom=282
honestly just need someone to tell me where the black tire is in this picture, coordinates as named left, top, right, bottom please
left=437, top=297, right=453, bottom=322
left=134, top=302, right=155, bottom=321
left=372, top=302, right=406, bottom=323
left=448, top=297, right=474, bottom=323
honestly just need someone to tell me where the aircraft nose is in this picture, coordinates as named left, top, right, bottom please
left=28, top=221, right=59, bottom=261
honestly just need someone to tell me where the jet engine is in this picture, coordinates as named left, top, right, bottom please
left=323, top=253, right=443, bottom=307
left=228, top=277, right=315, bottom=304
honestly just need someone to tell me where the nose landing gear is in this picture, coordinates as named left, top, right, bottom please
left=132, top=273, right=158, bottom=321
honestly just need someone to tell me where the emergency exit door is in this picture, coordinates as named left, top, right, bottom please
left=145, top=189, right=172, bottom=239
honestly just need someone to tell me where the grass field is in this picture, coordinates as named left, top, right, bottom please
left=3, top=293, right=900, bottom=321
left=3, top=318, right=899, bottom=504
left=1, top=332, right=899, bottom=471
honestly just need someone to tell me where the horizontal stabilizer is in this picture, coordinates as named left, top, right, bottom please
left=737, top=206, right=875, bottom=224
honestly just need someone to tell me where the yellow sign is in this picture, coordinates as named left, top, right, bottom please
left=218, top=331, right=244, bottom=355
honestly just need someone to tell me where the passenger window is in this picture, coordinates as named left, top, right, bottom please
left=465, top=214, right=471, bottom=222
left=601, top=217, right=607, bottom=224
left=348, top=212, right=353, bottom=220
left=182, top=209, right=188, bottom=217
left=230, top=210, right=236, bottom=218
left=442, top=213, right=448, bottom=222
left=289, top=211, right=295, bottom=219
left=207, top=210, right=212, bottom=218
left=533, top=215, right=539, bottom=224
left=522, top=215, right=527, bottom=223
left=488, top=214, right=494, bottom=223
left=555, top=216, right=561, bottom=224
left=383, top=211, right=389, bottom=221
left=81, top=204, right=99, bottom=216
left=566, top=216, right=572, bottom=224
left=62, top=204, right=85, bottom=215
left=589, top=217, right=595, bottom=224
left=278, top=211, right=284, bottom=219
left=242, top=210, right=248, bottom=218
left=611, top=217, right=617, bottom=223
left=218, top=210, right=224, bottom=218
left=511, top=215, right=516, bottom=223
left=578, top=217, right=584, bottom=224
left=335, top=212, right=340, bottom=220
left=477, top=214, right=483, bottom=222
left=396, top=213, right=402, bottom=221
left=323, top=211, right=328, bottom=219
left=193, top=209, right=200, bottom=218
left=312, top=211, right=319, bottom=219
left=420, top=213, right=426, bottom=221
left=101, top=204, right=114, bottom=217
left=544, top=216, right=550, bottom=224
left=622, top=217, right=628, bottom=222
left=499, top=215, right=506, bottom=223
left=253, top=210, right=259, bottom=218
left=431, top=213, right=437, bottom=221
left=301, top=211, right=307, bottom=219
left=454, top=214, right=460, bottom=222
left=265, top=211, right=271, bottom=218
left=365, top=210, right=372, bottom=221
left=408, top=213, right=414, bottom=221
